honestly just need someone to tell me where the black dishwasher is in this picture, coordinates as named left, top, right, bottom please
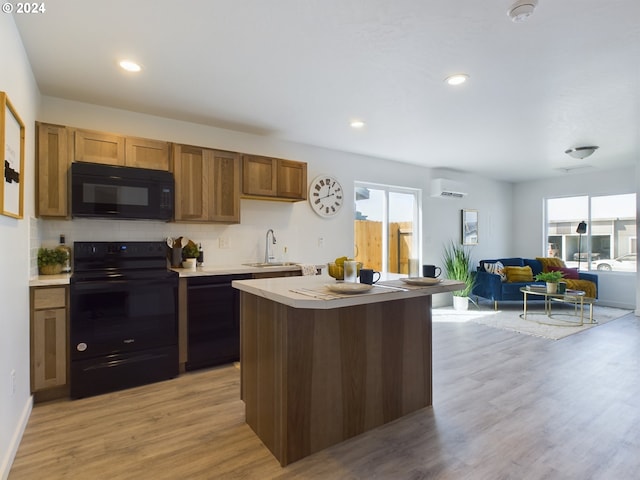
left=186, top=274, right=251, bottom=371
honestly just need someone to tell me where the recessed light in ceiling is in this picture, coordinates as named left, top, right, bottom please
left=445, top=74, right=469, bottom=86
left=119, top=60, right=142, bottom=72
left=350, top=120, right=366, bottom=129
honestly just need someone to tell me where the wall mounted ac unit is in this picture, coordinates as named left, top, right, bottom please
left=431, top=178, right=468, bottom=198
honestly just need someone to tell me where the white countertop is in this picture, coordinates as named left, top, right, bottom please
left=174, top=263, right=322, bottom=277
left=29, top=273, right=73, bottom=287
left=29, top=263, right=323, bottom=286
left=232, top=274, right=464, bottom=309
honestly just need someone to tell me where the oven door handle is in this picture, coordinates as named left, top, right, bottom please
left=71, top=277, right=177, bottom=291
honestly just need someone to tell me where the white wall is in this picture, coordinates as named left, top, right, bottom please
left=512, top=166, right=638, bottom=309
left=0, top=15, right=39, bottom=480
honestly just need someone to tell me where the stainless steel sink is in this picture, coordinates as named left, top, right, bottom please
left=242, top=262, right=299, bottom=267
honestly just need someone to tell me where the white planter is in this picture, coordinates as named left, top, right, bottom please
left=182, top=258, right=197, bottom=271
left=546, top=282, right=558, bottom=294
left=453, top=296, right=469, bottom=311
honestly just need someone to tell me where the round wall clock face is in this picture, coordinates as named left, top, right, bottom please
left=309, top=175, right=343, bottom=217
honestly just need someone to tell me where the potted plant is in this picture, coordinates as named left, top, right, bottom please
left=442, top=241, right=476, bottom=310
left=534, top=270, right=564, bottom=293
left=37, top=247, right=68, bottom=275
left=182, top=243, right=199, bottom=270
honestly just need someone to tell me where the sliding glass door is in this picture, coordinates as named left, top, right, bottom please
left=354, top=182, right=421, bottom=274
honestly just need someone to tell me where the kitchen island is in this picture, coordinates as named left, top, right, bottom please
left=232, top=275, right=464, bottom=466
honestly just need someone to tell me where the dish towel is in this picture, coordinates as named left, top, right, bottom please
left=300, top=264, right=318, bottom=276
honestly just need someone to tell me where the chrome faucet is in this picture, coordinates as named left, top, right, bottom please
left=265, top=229, right=277, bottom=263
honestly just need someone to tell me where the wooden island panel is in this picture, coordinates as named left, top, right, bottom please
left=240, top=292, right=432, bottom=466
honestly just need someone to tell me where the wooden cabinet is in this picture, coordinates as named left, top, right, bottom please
left=277, top=159, right=307, bottom=200
left=73, top=129, right=125, bottom=165
left=73, top=128, right=170, bottom=170
left=125, top=137, right=170, bottom=170
left=242, top=155, right=307, bottom=201
left=172, top=144, right=241, bottom=223
left=30, top=286, right=68, bottom=400
left=36, top=122, right=69, bottom=217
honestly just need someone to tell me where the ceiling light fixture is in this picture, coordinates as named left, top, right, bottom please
left=350, top=120, right=366, bottom=129
left=507, top=0, right=538, bottom=23
left=119, top=60, right=142, bottom=72
left=564, top=146, right=599, bottom=160
left=445, top=74, right=469, bottom=86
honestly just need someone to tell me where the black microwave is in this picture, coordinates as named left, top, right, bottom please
left=71, top=162, right=174, bottom=221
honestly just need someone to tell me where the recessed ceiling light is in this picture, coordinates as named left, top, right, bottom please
left=119, top=60, right=142, bottom=72
left=350, top=120, right=366, bottom=129
left=445, top=74, right=469, bottom=86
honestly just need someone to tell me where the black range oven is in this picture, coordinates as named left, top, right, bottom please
left=70, top=241, right=178, bottom=399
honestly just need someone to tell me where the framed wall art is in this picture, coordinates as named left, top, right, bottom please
left=462, top=209, right=478, bottom=245
left=1, top=91, right=25, bottom=219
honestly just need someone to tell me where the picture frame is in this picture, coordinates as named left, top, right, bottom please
left=462, top=209, right=478, bottom=245
left=1, top=91, right=25, bottom=219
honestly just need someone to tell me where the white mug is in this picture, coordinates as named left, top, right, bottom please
left=344, top=260, right=358, bottom=283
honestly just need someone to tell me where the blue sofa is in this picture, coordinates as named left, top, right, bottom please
left=472, top=257, right=598, bottom=309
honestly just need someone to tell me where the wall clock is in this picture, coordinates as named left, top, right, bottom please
left=309, top=175, right=343, bottom=217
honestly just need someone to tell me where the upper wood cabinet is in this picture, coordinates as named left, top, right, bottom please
left=73, top=129, right=125, bottom=165
left=172, top=144, right=241, bottom=223
left=73, top=128, right=170, bottom=170
left=36, top=122, right=69, bottom=217
left=242, top=155, right=307, bottom=201
left=125, top=137, right=170, bottom=171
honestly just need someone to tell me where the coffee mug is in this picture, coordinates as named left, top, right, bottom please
left=557, top=281, right=567, bottom=294
left=423, top=265, right=442, bottom=278
left=360, top=268, right=381, bottom=285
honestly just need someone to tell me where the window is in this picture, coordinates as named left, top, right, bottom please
left=354, top=182, right=421, bottom=274
left=545, top=193, right=636, bottom=272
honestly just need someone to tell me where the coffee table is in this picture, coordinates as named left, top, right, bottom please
left=519, top=286, right=596, bottom=326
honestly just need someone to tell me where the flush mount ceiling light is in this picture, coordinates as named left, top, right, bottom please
left=445, top=74, right=469, bottom=86
left=507, top=0, right=538, bottom=22
left=564, top=146, right=599, bottom=159
left=119, top=60, right=142, bottom=72
left=350, top=120, right=366, bottom=129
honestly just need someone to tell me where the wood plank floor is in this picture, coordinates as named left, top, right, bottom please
left=10, top=312, right=640, bottom=479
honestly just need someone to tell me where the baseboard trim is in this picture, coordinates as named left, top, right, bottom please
left=0, top=395, right=33, bottom=480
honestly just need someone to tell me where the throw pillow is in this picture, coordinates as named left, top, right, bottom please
left=504, top=265, right=534, bottom=283
left=564, top=279, right=597, bottom=298
left=547, top=265, right=579, bottom=279
left=536, top=257, right=566, bottom=273
left=484, top=261, right=506, bottom=281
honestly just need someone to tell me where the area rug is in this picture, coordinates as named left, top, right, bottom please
left=432, top=303, right=632, bottom=340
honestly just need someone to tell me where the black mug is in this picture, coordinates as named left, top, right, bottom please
left=422, top=265, right=442, bottom=278
left=360, top=268, right=381, bottom=285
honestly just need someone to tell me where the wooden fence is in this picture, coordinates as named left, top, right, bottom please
left=354, top=220, right=413, bottom=273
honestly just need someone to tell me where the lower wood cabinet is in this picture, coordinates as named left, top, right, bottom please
left=30, top=286, right=69, bottom=401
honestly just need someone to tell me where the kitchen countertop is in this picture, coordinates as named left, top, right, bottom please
left=29, top=263, right=324, bottom=286
left=232, top=274, right=464, bottom=309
